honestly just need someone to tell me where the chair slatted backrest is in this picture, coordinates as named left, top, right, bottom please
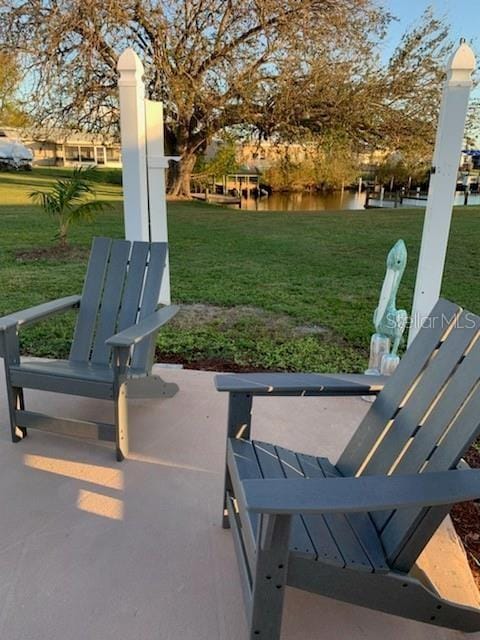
left=70, top=237, right=167, bottom=372
left=337, top=299, right=480, bottom=572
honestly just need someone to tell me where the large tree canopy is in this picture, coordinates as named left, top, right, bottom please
left=0, top=1, right=451, bottom=194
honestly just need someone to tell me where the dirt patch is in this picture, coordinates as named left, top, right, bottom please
left=157, top=352, right=267, bottom=372
left=15, top=245, right=89, bottom=262
left=172, top=303, right=328, bottom=336
left=451, top=445, right=480, bottom=589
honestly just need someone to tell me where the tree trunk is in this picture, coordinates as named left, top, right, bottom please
left=169, top=152, right=197, bottom=197
left=58, top=221, right=69, bottom=248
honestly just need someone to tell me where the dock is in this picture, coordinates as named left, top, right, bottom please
left=191, top=192, right=241, bottom=206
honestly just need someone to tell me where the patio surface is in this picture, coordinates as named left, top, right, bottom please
left=0, top=363, right=478, bottom=640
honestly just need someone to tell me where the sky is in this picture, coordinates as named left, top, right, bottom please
left=381, top=0, right=479, bottom=57
left=381, top=0, right=480, bottom=110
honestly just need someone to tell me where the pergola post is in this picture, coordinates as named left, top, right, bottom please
left=117, top=48, right=175, bottom=304
left=117, top=49, right=149, bottom=242
left=116, top=48, right=178, bottom=399
left=408, top=42, right=476, bottom=345
left=146, top=99, right=171, bottom=304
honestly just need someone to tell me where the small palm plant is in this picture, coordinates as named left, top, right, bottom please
left=30, top=167, right=109, bottom=248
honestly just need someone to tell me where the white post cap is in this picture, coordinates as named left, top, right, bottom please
left=117, top=48, right=145, bottom=85
left=446, top=41, right=476, bottom=84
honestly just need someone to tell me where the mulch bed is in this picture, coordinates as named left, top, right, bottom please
left=451, top=446, right=480, bottom=589
left=156, top=352, right=265, bottom=372
left=15, top=246, right=89, bottom=262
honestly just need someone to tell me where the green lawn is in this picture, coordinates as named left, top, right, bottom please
left=1, top=169, right=479, bottom=372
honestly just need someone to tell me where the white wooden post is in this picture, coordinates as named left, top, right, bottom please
left=146, top=99, right=171, bottom=304
left=117, top=49, right=149, bottom=241
left=408, top=42, right=476, bottom=345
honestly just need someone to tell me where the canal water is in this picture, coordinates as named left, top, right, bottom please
left=239, top=190, right=367, bottom=211
left=236, top=190, right=480, bottom=212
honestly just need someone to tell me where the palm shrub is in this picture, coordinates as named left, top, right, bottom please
left=29, top=167, right=110, bottom=247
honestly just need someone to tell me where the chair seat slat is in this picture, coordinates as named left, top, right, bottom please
left=253, top=441, right=316, bottom=560
left=276, top=448, right=345, bottom=567
left=315, top=457, right=389, bottom=572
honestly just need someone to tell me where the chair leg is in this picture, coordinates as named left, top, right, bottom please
left=114, top=381, right=128, bottom=461
left=6, top=384, right=27, bottom=442
left=223, top=392, right=252, bottom=528
left=2, top=326, right=26, bottom=442
left=249, top=514, right=291, bottom=640
left=223, top=467, right=234, bottom=529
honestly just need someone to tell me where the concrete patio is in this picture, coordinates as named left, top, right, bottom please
left=0, top=363, right=478, bottom=640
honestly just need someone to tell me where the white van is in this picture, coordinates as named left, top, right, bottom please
left=0, top=130, right=33, bottom=169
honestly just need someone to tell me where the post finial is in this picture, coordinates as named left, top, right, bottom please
left=117, top=48, right=145, bottom=76
left=446, top=41, right=476, bottom=84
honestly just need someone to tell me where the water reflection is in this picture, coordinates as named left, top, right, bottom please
left=235, top=189, right=480, bottom=212
left=238, top=190, right=367, bottom=211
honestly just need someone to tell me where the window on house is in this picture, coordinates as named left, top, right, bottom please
left=65, top=146, right=79, bottom=161
left=80, top=146, right=94, bottom=162
left=106, top=147, right=120, bottom=162
left=95, top=147, right=105, bottom=164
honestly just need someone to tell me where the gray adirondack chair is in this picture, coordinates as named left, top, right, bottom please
left=0, top=237, right=179, bottom=460
left=216, top=298, right=480, bottom=638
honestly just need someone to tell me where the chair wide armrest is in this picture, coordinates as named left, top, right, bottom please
left=239, top=470, right=480, bottom=515
left=0, top=295, right=81, bottom=331
left=215, top=372, right=386, bottom=396
left=106, top=305, right=179, bottom=348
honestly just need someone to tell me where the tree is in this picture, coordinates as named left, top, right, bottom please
left=0, top=2, right=452, bottom=195
left=311, top=131, right=360, bottom=191
left=192, top=137, right=239, bottom=190
left=0, top=51, right=29, bottom=126
left=465, top=100, right=480, bottom=147
left=375, top=154, right=430, bottom=189
left=256, top=9, right=451, bottom=161
left=203, top=140, right=239, bottom=179
left=0, top=0, right=389, bottom=195
left=30, top=167, right=109, bottom=247
left=262, top=132, right=360, bottom=192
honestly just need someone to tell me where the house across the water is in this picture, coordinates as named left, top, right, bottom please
left=0, top=126, right=122, bottom=168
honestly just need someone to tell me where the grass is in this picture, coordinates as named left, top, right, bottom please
left=1, top=168, right=479, bottom=372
